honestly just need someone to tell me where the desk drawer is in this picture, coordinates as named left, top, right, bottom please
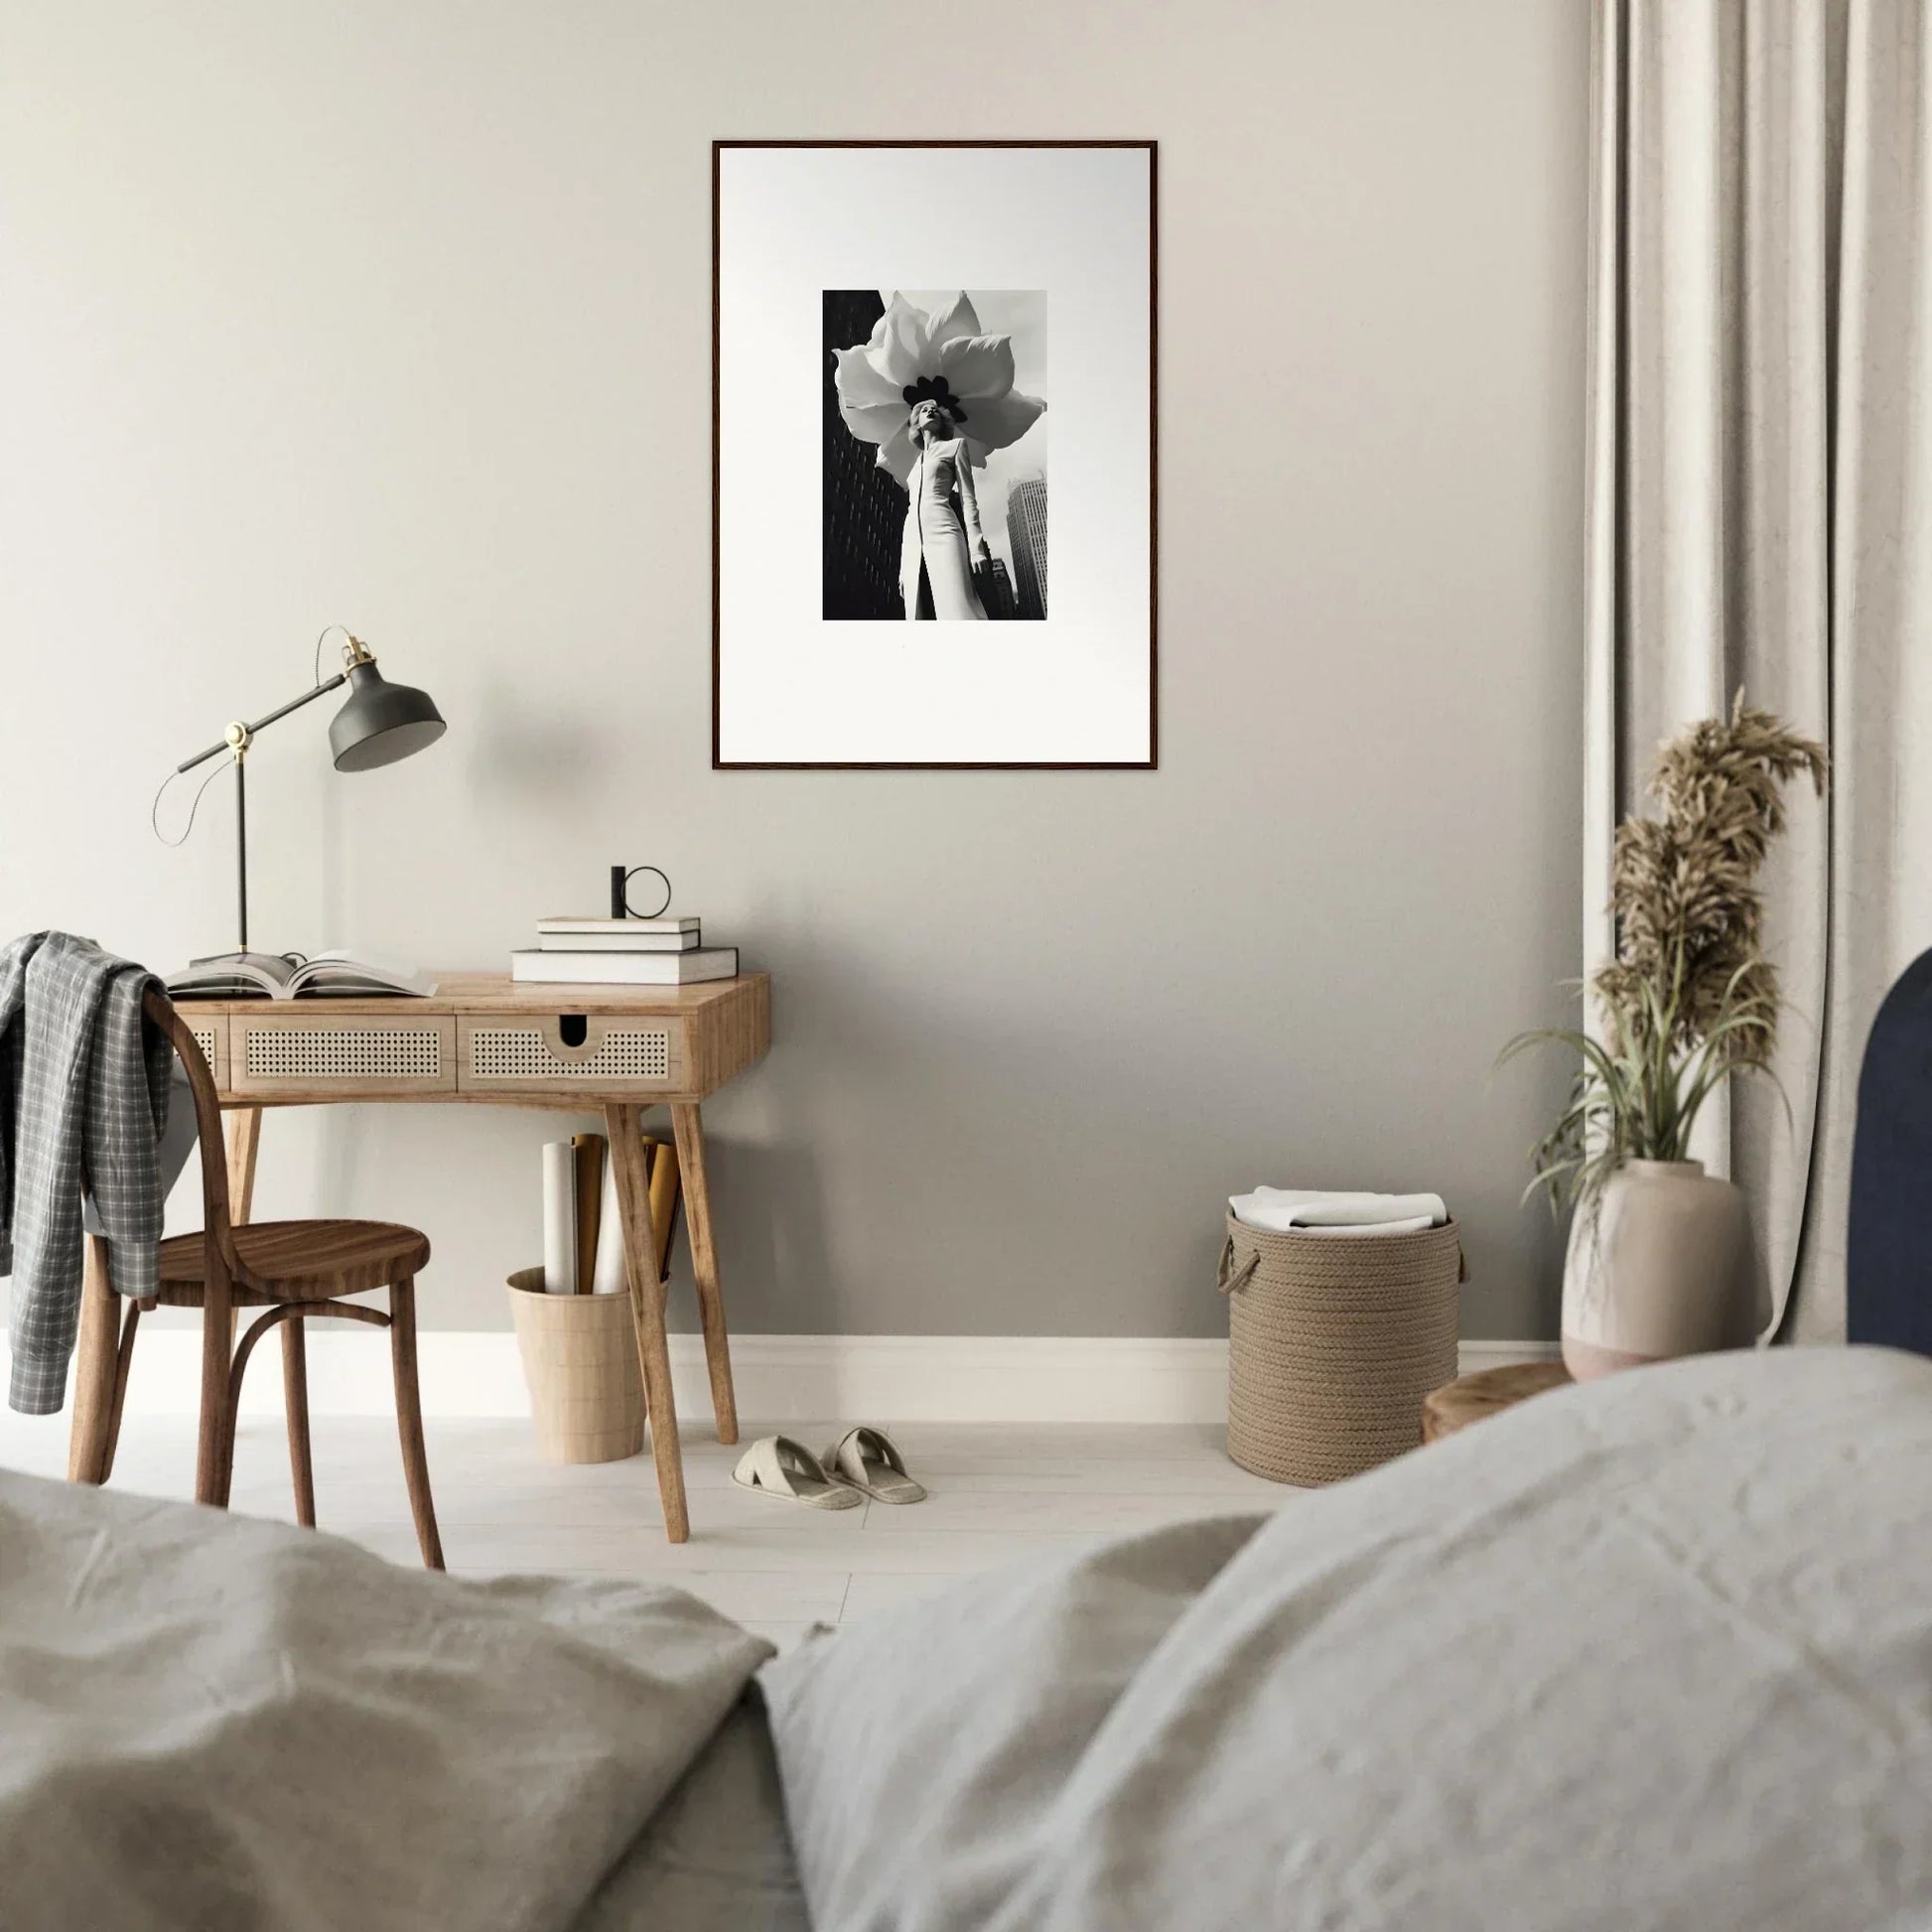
left=181, top=1016, right=228, bottom=1090
left=230, top=1014, right=457, bottom=1094
left=459, top=1015, right=687, bottom=1093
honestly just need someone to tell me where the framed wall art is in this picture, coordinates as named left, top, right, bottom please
left=713, top=140, right=1157, bottom=768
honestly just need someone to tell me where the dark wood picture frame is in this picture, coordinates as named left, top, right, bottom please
left=712, top=138, right=1159, bottom=770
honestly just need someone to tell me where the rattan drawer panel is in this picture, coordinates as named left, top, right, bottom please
left=230, top=1015, right=457, bottom=1094
left=182, top=1015, right=228, bottom=1090
left=459, top=1015, right=687, bottom=1093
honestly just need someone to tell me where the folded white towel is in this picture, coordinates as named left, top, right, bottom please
left=1228, top=1188, right=1449, bottom=1236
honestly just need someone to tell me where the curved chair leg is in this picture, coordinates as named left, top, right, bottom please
left=387, top=1276, right=444, bottom=1570
left=282, top=1317, right=316, bottom=1528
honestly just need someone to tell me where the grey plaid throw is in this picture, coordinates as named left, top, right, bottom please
left=1, top=934, right=172, bottom=1414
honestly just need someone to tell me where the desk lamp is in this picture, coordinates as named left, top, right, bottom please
left=160, top=627, right=446, bottom=970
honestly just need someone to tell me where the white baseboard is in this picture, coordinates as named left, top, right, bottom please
left=40, top=1331, right=1561, bottom=1427
left=1455, top=1338, right=1563, bottom=1375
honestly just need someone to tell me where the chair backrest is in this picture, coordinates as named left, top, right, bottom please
left=141, top=986, right=244, bottom=1290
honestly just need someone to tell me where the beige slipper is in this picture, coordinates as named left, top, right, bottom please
left=822, top=1426, right=926, bottom=1504
left=732, top=1436, right=862, bottom=1509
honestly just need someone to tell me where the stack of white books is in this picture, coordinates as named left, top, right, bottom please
left=510, top=916, right=740, bottom=986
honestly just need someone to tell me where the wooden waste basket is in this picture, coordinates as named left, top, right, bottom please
left=506, top=1268, right=645, bottom=1464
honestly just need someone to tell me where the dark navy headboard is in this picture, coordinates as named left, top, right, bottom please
left=1848, top=948, right=1932, bottom=1353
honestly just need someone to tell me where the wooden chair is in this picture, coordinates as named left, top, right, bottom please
left=68, top=987, right=444, bottom=1568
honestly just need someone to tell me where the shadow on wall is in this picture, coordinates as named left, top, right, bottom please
left=237, top=926, right=1566, bottom=1341
left=466, top=675, right=624, bottom=808
left=696, top=926, right=1568, bottom=1340
left=683, top=1138, right=837, bottom=1338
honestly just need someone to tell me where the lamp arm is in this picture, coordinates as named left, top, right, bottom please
left=174, top=671, right=348, bottom=774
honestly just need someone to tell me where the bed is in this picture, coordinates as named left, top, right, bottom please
left=6, top=1345, right=1930, bottom=1930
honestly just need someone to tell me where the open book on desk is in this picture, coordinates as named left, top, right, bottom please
left=165, top=951, right=438, bottom=1000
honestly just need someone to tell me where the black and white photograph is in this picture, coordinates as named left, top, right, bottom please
left=716, top=140, right=1154, bottom=767
left=822, top=290, right=1047, bottom=622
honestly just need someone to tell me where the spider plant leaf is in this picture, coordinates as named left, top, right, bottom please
left=1495, top=1027, right=1595, bottom=1070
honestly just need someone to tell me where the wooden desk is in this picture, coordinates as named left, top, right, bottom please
left=97, top=972, right=771, bottom=1543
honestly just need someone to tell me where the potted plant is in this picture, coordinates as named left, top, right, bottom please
left=1502, top=698, right=1828, bottom=1379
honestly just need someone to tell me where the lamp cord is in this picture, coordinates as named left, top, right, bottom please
left=313, top=621, right=350, bottom=687
left=149, top=759, right=230, bottom=849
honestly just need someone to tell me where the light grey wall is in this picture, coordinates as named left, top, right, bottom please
left=0, top=0, right=1587, bottom=1339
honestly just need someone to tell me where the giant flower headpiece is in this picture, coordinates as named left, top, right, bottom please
left=832, top=292, right=1045, bottom=485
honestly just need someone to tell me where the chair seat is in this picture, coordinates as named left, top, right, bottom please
left=157, top=1219, right=431, bottom=1301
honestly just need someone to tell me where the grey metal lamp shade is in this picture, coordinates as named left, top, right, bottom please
left=328, top=661, right=447, bottom=771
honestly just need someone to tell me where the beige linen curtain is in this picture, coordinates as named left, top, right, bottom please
left=1587, top=0, right=1932, bottom=1342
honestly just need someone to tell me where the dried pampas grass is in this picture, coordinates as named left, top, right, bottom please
left=1501, top=695, right=1828, bottom=1209
left=1595, top=695, right=1828, bottom=1064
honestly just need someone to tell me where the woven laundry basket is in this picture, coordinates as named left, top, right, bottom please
left=1218, top=1214, right=1463, bottom=1485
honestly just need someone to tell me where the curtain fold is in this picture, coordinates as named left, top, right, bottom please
left=1586, top=0, right=1932, bottom=1342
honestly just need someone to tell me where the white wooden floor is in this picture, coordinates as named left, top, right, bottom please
left=0, top=1411, right=1295, bottom=1649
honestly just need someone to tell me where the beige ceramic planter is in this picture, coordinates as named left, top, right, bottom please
left=1561, top=1160, right=1754, bottom=1380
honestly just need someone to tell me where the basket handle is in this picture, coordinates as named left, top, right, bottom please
left=1217, top=1232, right=1464, bottom=1291
left=1216, top=1237, right=1260, bottom=1297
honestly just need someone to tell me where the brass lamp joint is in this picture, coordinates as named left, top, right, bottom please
left=342, top=634, right=375, bottom=669
left=223, top=721, right=252, bottom=759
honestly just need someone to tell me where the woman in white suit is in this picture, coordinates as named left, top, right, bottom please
left=899, top=397, right=990, bottom=621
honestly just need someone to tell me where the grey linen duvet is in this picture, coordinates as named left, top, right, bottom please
left=6, top=1347, right=1932, bottom=1930
left=0, top=1471, right=804, bottom=1932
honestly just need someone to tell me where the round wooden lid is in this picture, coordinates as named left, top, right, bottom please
left=1421, top=1360, right=1573, bottom=1442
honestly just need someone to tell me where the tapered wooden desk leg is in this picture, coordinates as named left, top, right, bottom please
left=225, top=1106, right=261, bottom=1222
left=283, top=1317, right=316, bottom=1527
left=223, top=1106, right=260, bottom=1353
left=607, top=1103, right=689, bottom=1542
left=68, top=1234, right=118, bottom=1483
left=224, top=1104, right=316, bottom=1514
left=100, top=1300, right=141, bottom=1483
left=670, top=1103, right=739, bottom=1447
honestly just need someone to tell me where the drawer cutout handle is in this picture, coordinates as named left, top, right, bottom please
left=539, top=1015, right=607, bottom=1064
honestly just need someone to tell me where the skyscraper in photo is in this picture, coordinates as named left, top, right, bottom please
left=981, top=556, right=1017, bottom=620
left=1006, top=475, right=1048, bottom=621
left=822, top=290, right=906, bottom=621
